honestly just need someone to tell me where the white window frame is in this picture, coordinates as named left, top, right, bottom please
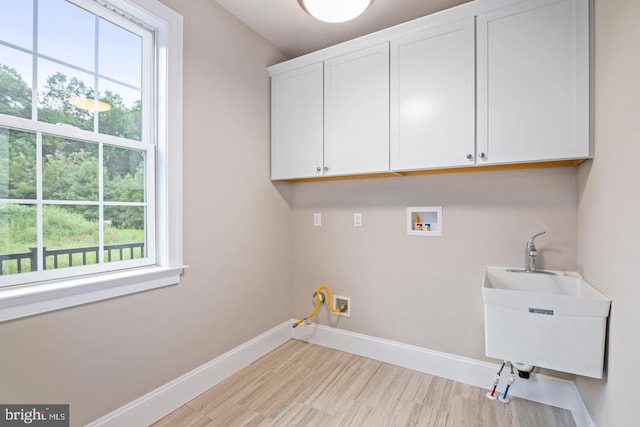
left=0, top=0, right=185, bottom=322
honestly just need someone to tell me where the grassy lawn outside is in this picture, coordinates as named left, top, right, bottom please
left=0, top=204, right=145, bottom=275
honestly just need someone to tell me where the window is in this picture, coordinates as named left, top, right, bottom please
left=0, top=0, right=184, bottom=322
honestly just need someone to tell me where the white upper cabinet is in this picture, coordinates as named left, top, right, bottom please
left=390, top=18, right=475, bottom=171
left=269, top=0, right=590, bottom=180
left=271, top=44, right=389, bottom=180
left=324, top=43, right=390, bottom=176
left=476, top=0, right=589, bottom=165
left=271, top=62, right=323, bottom=180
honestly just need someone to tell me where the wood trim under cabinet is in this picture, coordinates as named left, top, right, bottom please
left=278, top=159, right=586, bottom=183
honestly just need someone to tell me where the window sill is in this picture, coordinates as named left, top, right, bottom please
left=0, top=265, right=187, bottom=323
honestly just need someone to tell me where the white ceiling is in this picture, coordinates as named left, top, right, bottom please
left=214, top=0, right=472, bottom=59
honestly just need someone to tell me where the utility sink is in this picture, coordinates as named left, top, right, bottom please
left=483, top=266, right=611, bottom=378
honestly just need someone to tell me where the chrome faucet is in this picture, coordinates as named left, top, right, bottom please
left=525, top=231, right=545, bottom=272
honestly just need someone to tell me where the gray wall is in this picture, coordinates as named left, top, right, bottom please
left=0, top=1, right=291, bottom=425
left=290, top=168, right=579, bottom=361
left=2, top=0, right=636, bottom=425
left=576, top=0, right=640, bottom=425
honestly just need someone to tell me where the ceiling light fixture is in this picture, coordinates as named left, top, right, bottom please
left=297, top=0, right=373, bottom=23
left=69, top=97, right=112, bottom=112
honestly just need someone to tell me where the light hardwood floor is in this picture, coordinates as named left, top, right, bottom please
left=153, top=339, right=576, bottom=427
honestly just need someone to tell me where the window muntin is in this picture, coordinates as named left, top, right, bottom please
left=0, top=0, right=154, bottom=285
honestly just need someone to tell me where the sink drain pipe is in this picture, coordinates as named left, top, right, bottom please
left=512, top=362, right=535, bottom=378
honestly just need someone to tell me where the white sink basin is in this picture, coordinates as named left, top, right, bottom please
left=483, top=266, right=611, bottom=317
left=483, top=266, right=611, bottom=378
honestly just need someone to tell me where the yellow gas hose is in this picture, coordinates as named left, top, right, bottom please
left=293, top=285, right=342, bottom=328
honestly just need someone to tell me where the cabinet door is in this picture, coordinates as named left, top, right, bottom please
left=271, top=63, right=323, bottom=180
left=390, top=18, right=475, bottom=171
left=324, top=43, right=390, bottom=176
left=476, top=0, right=589, bottom=164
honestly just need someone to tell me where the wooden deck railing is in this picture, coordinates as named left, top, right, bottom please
left=0, top=243, right=145, bottom=275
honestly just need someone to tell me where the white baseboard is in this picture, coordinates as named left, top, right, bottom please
left=87, top=321, right=292, bottom=427
left=88, top=319, right=594, bottom=427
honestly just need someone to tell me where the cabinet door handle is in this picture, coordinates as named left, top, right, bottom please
left=479, top=152, right=486, bottom=159
left=323, top=166, right=329, bottom=172
left=316, top=166, right=322, bottom=173
left=466, top=154, right=473, bottom=160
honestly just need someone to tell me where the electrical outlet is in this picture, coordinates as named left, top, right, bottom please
left=354, top=212, right=362, bottom=227
left=313, top=212, right=321, bottom=227
left=333, top=295, right=351, bottom=317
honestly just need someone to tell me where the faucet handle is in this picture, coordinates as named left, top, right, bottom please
left=527, top=231, right=546, bottom=247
